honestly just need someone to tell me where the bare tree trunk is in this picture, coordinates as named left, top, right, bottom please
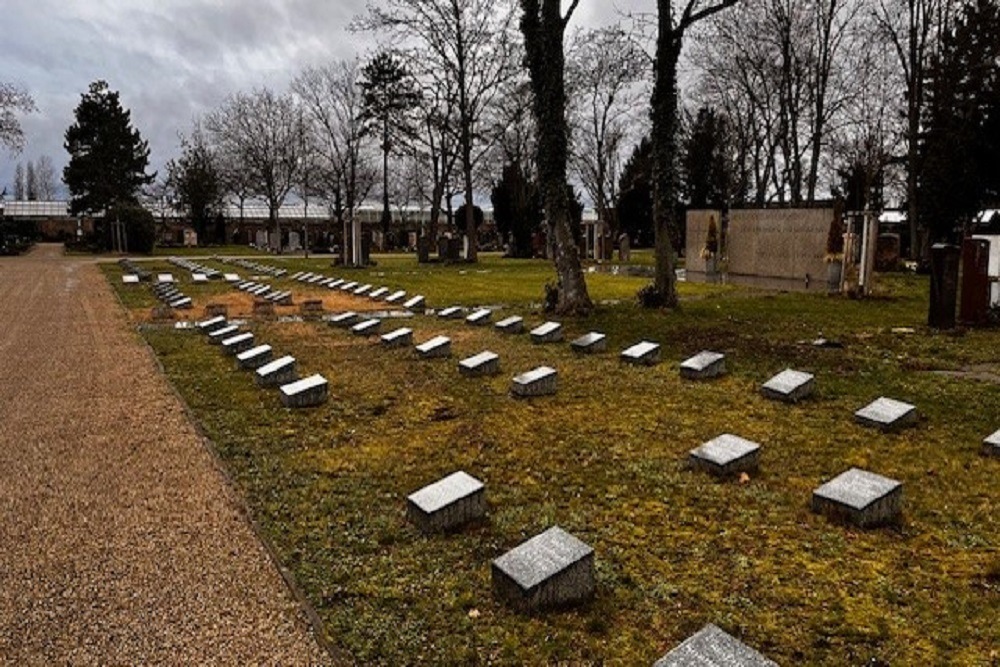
left=651, top=17, right=682, bottom=307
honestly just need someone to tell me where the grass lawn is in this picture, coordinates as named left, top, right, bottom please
left=151, top=244, right=270, bottom=257
left=104, top=257, right=999, bottom=665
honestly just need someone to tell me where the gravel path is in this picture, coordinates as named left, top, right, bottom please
left=0, top=245, right=330, bottom=665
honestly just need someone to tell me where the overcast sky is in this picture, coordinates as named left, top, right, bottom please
left=2, top=0, right=645, bottom=198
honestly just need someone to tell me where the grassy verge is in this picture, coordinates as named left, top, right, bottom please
left=109, top=258, right=999, bottom=665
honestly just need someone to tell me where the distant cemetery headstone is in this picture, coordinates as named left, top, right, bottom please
left=511, top=366, right=557, bottom=397
left=404, top=295, right=426, bottom=310
left=224, top=273, right=240, bottom=283
left=812, top=467, right=903, bottom=528
left=381, top=327, right=414, bottom=348
left=761, top=369, right=815, bottom=402
left=984, top=429, right=1000, bottom=457
left=157, top=273, right=175, bottom=284
left=495, top=316, right=525, bottom=334
left=620, top=341, right=660, bottom=366
left=122, top=274, right=140, bottom=284
left=466, top=309, right=492, bottom=326
left=438, top=306, right=464, bottom=320
left=689, top=434, right=761, bottom=477
left=169, top=297, right=193, bottom=309
left=415, top=335, right=452, bottom=359
left=406, top=471, right=486, bottom=533
left=328, top=279, right=345, bottom=289
left=571, top=332, right=607, bottom=354
left=279, top=374, right=329, bottom=408
left=236, top=345, right=273, bottom=370
left=680, top=351, right=726, bottom=380
left=351, top=319, right=382, bottom=336
left=653, top=624, right=778, bottom=667
left=192, top=273, right=209, bottom=283
left=491, top=526, right=595, bottom=612
left=255, top=356, right=298, bottom=388
left=329, top=311, right=360, bottom=328
left=854, top=397, right=917, bottom=432
left=340, top=281, right=359, bottom=292
left=530, top=321, right=563, bottom=344
left=459, top=351, right=501, bottom=377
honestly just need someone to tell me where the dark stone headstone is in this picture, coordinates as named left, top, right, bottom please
left=928, top=243, right=960, bottom=329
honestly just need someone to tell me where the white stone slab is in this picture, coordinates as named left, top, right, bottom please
left=495, top=316, right=524, bottom=334
left=221, top=332, right=254, bottom=355
left=340, top=281, right=358, bottom=291
left=208, top=325, right=240, bottom=343
left=385, top=290, right=407, bottom=303
left=255, top=355, right=297, bottom=388
left=530, top=321, right=563, bottom=344
left=689, top=434, right=761, bottom=476
left=297, top=272, right=314, bottom=282
left=328, top=278, right=345, bottom=289
left=308, top=275, right=325, bottom=284
left=169, top=297, right=193, bottom=309
left=812, top=467, right=903, bottom=527
left=491, top=526, right=594, bottom=612
left=351, top=319, right=382, bottom=336
left=571, top=332, right=607, bottom=354
left=985, top=429, right=1000, bottom=457
left=854, top=397, right=917, bottom=431
left=289, top=271, right=304, bottom=280
left=654, top=624, right=778, bottom=667
left=466, top=308, right=492, bottom=325
left=224, top=273, right=240, bottom=282
left=329, top=311, right=360, bottom=327
left=680, top=351, right=726, bottom=379
left=236, top=344, right=273, bottom=370
left=369, top=287, right=389, bottom=299
left=192, top=273, right=209, bottom=283
left=621, top=340, right=660, bottom=365
left=415, top=335, right=451, bottom=359
left=316, top=277, right=333, bottom=286
left=404, top=295, right=426, bottom=310
left=381, top=327, right=414, bottom=348
left=122, top=274, right=140, bottom=284
left=511, top=366, right=557, bottom=397
left=196, top=315, right=227, bottom=333
left=459, top=351, right=500, bottom=377
left=438, top=306, right=463, bottom=319
left=353, top=283, right=373, bottom=295
left=279, top=373, right=328, bottom=408
left=157, top=273, right=175, bottom=284
left=407, top=471, right=486, bottom=533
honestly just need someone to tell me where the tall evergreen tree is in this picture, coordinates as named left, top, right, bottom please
left=491, top=162, right=543, bottom=258
left=166, top=127, right=223, bottom=243
left=682, top=106, right=735, bottom=209
left=616, top=137, right=655, bottom=246
left=63, top=80, right=154, bottom=216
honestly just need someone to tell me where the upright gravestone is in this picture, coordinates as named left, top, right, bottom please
left=511, top=366, right=557, bottom=397
left=689, top=434, right=761, bottom=477
left=984, top=429, right=1000, bottom=457
left=571, top=332, right=607, bottom=354
left=491, top=526, right=595, bottom=612
left=761, top=369, right=815, bottom=402
left=406, top=471, right=486, bottom=533
left=680, top=351, right=726, bottom=380
left=811, top=467, right=903, bottom=527
left=854, top=397, right=917, bottom=432
left=369, top=286, right=389, bottom=300
left=653, top=624, right=778, bottom=667
left=620, top=341, right=660, bottom=366
left=255, top=356, right=298, bottom=388
left=459, top=351, right=500, bottom=378
left=530, top=322, right=563, bottom=344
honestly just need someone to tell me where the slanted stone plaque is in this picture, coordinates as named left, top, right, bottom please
left=511, top=366, right=557, bottom=397
left=329, top=311, right=360, bottom=328
left=353, top=283, right=373, bottom=296
left=653, top=624, right=778, bottom=667
left=812, top=467, right=903, bottom=528
left=297, top=272, right=313, bottom=282
left=308, top=274, right=325, bottom=284
left=236, top=344, right=273, bottom=370
left=459, top=351, right=500, bottom=377
left=208, top=324, right=240, bottom=343
left=221, top=332, right=255, bottom=355
left=318, top=277, right=335, bottom=287
left=290, top=271, right=304, bottom=281
left=157, top=273, right=175, bottom=284
left=192, top=273, right=209, bottom=283
left=495, top=316, right=524, bottom=334
left=466, top=309, right=492, bottom=326
left=621, top=341, right=660, bottom=366
left=984, top=429, right=1000, bottom=457
left=255, top=355, right=297, bottom=388
left=340, top=281, right=358, bottom=291
left=279, top=374, right=329, bottom=408
left=407, top=471, right=486, bottom=533
left=224, top=273, right=240, bottom=283
left=122, top=274, right=140, bottom=284
left=369, top=287, right=389, bottom=300
left=197, top=315, right=228, bottom=334
left=328, top=278, right=345, bottom=289
left=385, top=290, right=406, bottom=304
left=404, top=295, right=426, bottom=310
left=680, top=351, right=726, bottom=380
left=169, top=296, right=193, bottom=309
left=381, top=327, right=414, bottom=348
left=571, top=332, right=607, bottom=354
left=438, top=306, right=464, bottom=319
left=530, top=321, right=563, bottom=344
left=491, top=526, right=595, bottom=612
left=689, top=434, right=761, bottom=477
left=415, top=335, right=451, bottom=359
left=351, top=319, right=382, bottom=336
left=761, top=369, right=815, bottom=403
left=854, top=397, right=917, bottom=432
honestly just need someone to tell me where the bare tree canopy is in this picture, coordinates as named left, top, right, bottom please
left=33, top=155, right=59, bottom=200
left=0, top=82, right=36, bottom=155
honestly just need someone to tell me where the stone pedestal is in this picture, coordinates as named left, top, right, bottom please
left=415, top=336, right=451, bottom=359
left=495, top=316, right=524, bottom=334
left=381, top=328, right=414, bottom=348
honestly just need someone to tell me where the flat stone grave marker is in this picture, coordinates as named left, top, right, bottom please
left=353, top=283, right=373, bottom=295
left=255, top=355, right=297, bottom=388
left=438, top=306, right=464, bottom=320
left=329, top=311, right=360, bottom=328
left=157, top=273, right=175, bottom=284
left=236, top=344, right=273, bottom=370
left=275, top=292, right=293, bottom=306
left=811, top=467, right=903, bottom=528
left=208, top=324, right=240, bottom=343
left=407, top=471, right=486, bottom=534
left=495, top=316, right=524, bottom=334
left=236, top=281, right=252, bottom=290
left=459, top=351, right=500, bottom=378
left=328, top=278, right=345, bottom=289
left=221, top=332, right=255, bottom=355
left=297, top=272, right=313, bottom=282
left=491, top=526, right=594, bottom=612
left=274, top=269, right=287, bottom=277
left=680, top=351, right=726, bottom=380
left=197, top=315, right=228, bottom=333
left=653, top=624, right=778, bottom=667
left=122, top=274, right=140, bottom=284
left=854, top=397, right=917, bottom=432
left=252, top=285, right=271, bottom=296
left=351, top=319, right=382, bottom=336
left=308, top=275, right=325, bottom=284
left=385, top=290, right=406, bottom=303
left=511, top=366, right=557, bottom=397
left=415, top=335, right=451, bottom=359
left=984, top=429, right=1000, bottom=457
left=689, top=434, right=761, bottom=477
left=192, top=273, right=209, bottom=283
left=318, top=277, right=335, bottom=287
left=369, top=287, right=389, bottom=300
left=279, top=374, right=329, bottom=408
left=224, top=273, right=241, bottom=282
left=530, top=321, right=563, bottom=344
left=340, top=281, right=358, bottom=291
left=169, top=297, right=193, bottom=309
left=381, top=327, right=414, bottom=348
left=290, top=271, right=304, bottom=281
left=466, top=308, right=492, bottom=326
left=571, top=332, right=607, bottom=354
left=404, top=295, right=426, bottom=310
left=761, top=369, right=815, bottom=403
left=621, top=341, right=661, bottom=366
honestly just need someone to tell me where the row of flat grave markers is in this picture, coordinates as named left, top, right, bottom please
left=150, top=280, right=192, bottom=310
left=118, top=258, right=151, bottom=283
left=167, top=256, right=222, bottom=281
left=288, top=270, right=427, bottom=310
left=224, top=258, right=286, bottom=278
left=196, top=315, right=329, bottom=408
